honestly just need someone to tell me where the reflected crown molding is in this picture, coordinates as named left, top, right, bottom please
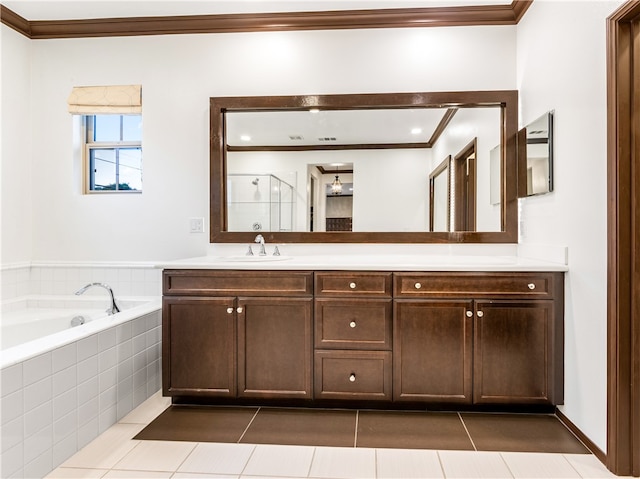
left=1, top=1, right=533, bottom=40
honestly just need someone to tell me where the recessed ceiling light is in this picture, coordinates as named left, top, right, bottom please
left=240, top=135, right=251, bottom=142
left=411, top=127, right=423, bottom=135
left=309, top=109, right=320, bottom=113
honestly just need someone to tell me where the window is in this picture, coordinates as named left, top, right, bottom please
left=85, top=114, right=142, bottom=192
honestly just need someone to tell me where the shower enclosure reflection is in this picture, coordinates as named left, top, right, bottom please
left=227, top=173, right=295, bottom=232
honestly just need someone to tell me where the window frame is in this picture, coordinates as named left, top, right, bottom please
left=83, top=114, right=142, bottom=194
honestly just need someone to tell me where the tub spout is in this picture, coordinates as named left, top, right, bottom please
left=75, top=283, right=120, bottom=315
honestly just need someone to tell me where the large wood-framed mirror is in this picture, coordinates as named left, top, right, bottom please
left=210, top=90, right=518, bottom=243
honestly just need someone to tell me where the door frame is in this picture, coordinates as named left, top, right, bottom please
left=453, top=138, right=477, bottom=231
left=607, top=1, right=640, bottom=476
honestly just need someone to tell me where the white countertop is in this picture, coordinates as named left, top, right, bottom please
left=157, top=254, right=568, bottom=272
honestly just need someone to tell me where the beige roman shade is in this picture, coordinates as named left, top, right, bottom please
left=67, top=85, right=142, bottom=114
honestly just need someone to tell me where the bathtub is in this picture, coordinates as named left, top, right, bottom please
left=0, top=295, right=161, bottom=369
left=0, top=295, right=163, bottom=479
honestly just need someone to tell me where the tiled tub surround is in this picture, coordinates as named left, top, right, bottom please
left=1, top=263, right=162, bottom=304
left=0, top=308, right=162, bottom=479
left=0, top=263, right=163, bottom=479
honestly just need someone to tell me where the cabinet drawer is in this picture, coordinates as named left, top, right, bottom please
left=394, top=272, right=560, bottom=299
left=315, top=272, right=392, bottom=297
left=314, top=350, right=392, bottom=400
left=164, top=270, right=313, bottom=296
left=315, top=299, right=392, bottom=350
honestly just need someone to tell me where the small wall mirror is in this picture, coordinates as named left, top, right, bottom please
left=519, top=111, right=554, bottom=197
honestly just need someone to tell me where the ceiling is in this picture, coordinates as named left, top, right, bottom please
left=3, top=0, right=513, bottom=22
left=226, top=108, right=454, bottom=147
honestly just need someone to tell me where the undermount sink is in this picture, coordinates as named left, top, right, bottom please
left=221, top=255, right=292, bottom=262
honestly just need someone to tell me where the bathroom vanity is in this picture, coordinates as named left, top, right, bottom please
left=160, top=91, right=565, bottom=410
left=161, top=258, right=565, bottom=410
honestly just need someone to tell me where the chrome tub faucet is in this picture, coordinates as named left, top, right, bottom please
left=75, top=282, right=120, bottom=315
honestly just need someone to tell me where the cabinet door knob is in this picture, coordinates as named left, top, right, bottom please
left=528, top=283, right=536, bottom=290
left=350, top=321, right=357, bottom=328
left=349, top=374, right=356, bottom=382
left=466, top=311, right=473, bottom=318
left=237, top=307, right=244, bottom=313
left=414, top=282, right=422, bottom=289
left=477, top=311, right=484, bottom=318
left=226, top=307, right=234, bottom=314
left=349, top=282, right=357, bottom=289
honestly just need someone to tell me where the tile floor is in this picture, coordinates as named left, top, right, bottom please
left=133, top=406, right=590, bottom=454
left=45, top=392, right=623, bottom=479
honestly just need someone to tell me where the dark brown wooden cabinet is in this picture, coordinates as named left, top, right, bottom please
left=163, top=296, right=236, bottom=397
left=238, top=296, right=313, bottom=399
left=163, top=269, right=564, bottom=408
left=163, top=270, right=313, bottom=401
left=313, top=272, right=393, bottom=401
left=473, top=300, right=561, bottom=405
left=394, top=272, right=564, bottom=406
left=393, top=299, right=473, bottom=403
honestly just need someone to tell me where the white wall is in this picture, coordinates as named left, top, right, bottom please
left=516, top=0, right=624, bottom=452
left=0, top=1, right=626, bottom=453
left=1, top=27, right=33, bottom=265
left=0, top=25, right=516, bottom=262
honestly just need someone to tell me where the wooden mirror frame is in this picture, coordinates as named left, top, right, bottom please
left=210, top=90, right=518, bottom=244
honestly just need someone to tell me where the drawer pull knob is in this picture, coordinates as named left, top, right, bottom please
left=414, top=282, right=422, bottom=289
left=466, top=311, right=473, bottom=318
left=528, top=283, right=536, bottom=290
left=349, top=282, right=357, bottom=289
left=226, top=307, right=234, bottom=314
left=237, top=307, right=244, bottom=313
left=349, top=374, right=356, bottom=382
left=477, top=311, right=484, bottom=318
left=350, top=321, right=357, bottom=328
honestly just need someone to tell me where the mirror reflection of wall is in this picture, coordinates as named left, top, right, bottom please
left=520, top=111, right=554, bottom=197
left=224, top=103, right=503, bottom=233
left=429, top=107, right=502, bottom=232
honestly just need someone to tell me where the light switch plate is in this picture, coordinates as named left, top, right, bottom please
left=189, top=217, right=204, bottom=233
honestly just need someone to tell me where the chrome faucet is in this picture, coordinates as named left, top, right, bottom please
left=254, top=234, right=267, bottom=256
left=75, top=283, right=120, bottom=315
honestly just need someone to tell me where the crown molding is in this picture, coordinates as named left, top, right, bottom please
left=1, top=1, right=532, bottom=39
left=0, top=5, right=31, bottom=37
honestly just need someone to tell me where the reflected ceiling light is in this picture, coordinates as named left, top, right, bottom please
left=309, top=108, right=320, bottom=113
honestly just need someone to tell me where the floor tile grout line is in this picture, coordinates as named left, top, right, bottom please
left=354, top=410, right=360, bottom=448
left=171, top=440, right=199, bottom=475
left=498, top=451, right=517, bottom=478
left=458, top=412, right=478, bottom=451
left=435, top=450, right=448, bottom=478
left=306, top=446, right=318, bottom=478
left=238, top=407, right=261, bottom=443
left=559, top=453, right=588, bottom=478
left=238, top=443, right=258, bottom=477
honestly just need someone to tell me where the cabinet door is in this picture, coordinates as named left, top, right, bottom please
left=163, top=296, right=236, bottom=397
left=238, top=297, right=313, bottom=399
left=393, top=300, right=473, bottom=403
left=473, top=300, right=558, bottom=404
